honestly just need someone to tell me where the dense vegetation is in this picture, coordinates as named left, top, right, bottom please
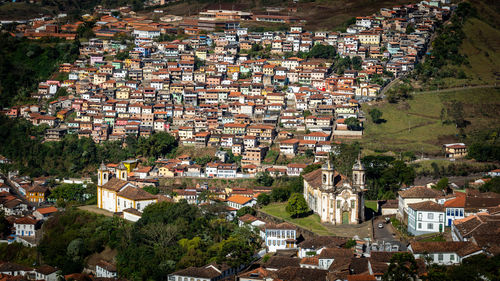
left=0, top=34, right=79, bottom=108
left=414, top=2, right=477, bottom=84
left=0, top=116, right=177, bottom=177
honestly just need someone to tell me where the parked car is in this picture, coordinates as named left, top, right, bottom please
left=378, top=223, right=384, bottom=229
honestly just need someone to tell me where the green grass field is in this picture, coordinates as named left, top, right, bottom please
left=361, top=87, right=500, bottom=155
left=260, top=203, right=334, bottom=236
left=365, top=200, right=378, bottom=213
left=439, top=17, right=500, bottom=88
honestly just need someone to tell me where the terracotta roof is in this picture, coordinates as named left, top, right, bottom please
left=35, top=206, right=58, bottom=215
left=171, top=266, right=221, bottom=279
left=318, top=247, right=354, bottom=259
left=299, top=236, right=348, bottom=249
left=227, top=195, right=253, bottom=205
left=117, top=186, right=157, bottom=201
left=408, top=201, right=444, bottom=212
left=265, top=222, right=297, bottom=230
left=410, top=241, right=482, bottom=257
left=264, top=257, right=301, bottom=270
left=273, top=266, right=328, bottom=281
left=14, top=217, right=37, bottom=225
left=101, top=177, right=129, bottom=192
left=96, top=260, right=116, bottom=272
left=35, top=265, right=57, bottom=275
left=348, top=274, right=377, bottom=281
left=398, top=186, right=442, bottom=199
left=444, top=196, right=466, bottom=208
left=0, top=262, right=32, bottom=272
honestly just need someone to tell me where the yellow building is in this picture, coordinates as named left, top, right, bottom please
left=357, top=32, right=380, bottom=45
left=97, top=162, right=157, bottom=213
left=26, top=185, right=49, bottom=203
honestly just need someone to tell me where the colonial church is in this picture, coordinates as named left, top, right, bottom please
left=303, top=158, right=366, bottom=225
left=97, top=162, right=157, bottom=213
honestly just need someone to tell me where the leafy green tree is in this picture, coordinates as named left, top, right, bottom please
left=307, top=44, right=336, bottom=59
left=351, top=56, right=362, bottom=70
left=143, top=185, right=160, bottom=195
left=369, top=108, right=383, bottom=124
left=383, top=252, right=418, bottom=281
left=257, top=193, right=271, bottom=206
left=433, top=177, right=449, bottom=190
left=270, top=187, right=290, bottom=202
left=236, top=206, right=256, bottom=217
left=301, top=163, right=322, bottom=175
left=479, top=177, right=500, bottom=194
left=345, top=117, right=362, bottom=131
left=49, top=183, right=86, bottom=202
left=256, top=172, right=274, bottom=186
left=286, top=193, right=309, bottom=218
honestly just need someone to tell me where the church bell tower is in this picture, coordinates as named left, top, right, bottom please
left=97, top=162, right=109, bottom=187
left=352, top=155, right=366, bottom=189
left=321, top=160, right=335, bottom=190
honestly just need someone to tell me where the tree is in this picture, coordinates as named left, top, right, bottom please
left=256, top=172, right=274, bottom=187
left=301, top=164, right=321, bottom=175
left=351, top=56, right=362, bottom=70
left=236, top=206, right=256, bottom=217
left=369, top=108, right=383, bottom=124
left=257, top=193, right=271, bottom=206
left=307, top=44, right=336, bottom=59
left=479, top=177, right=500, bottom=194
left=270, top=187, right=290, bottom=202
left=433, top=177, right=449, bottom=190
left=345, top=117, right=362, bottom=131
left=143, top=185, right=159, bottom=195
left=383, top=252, right=418, bottom=281
left=286, top=193, right=309, bottom=218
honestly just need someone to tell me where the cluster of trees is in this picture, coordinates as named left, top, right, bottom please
left=49, top=183, right=97, bottom=206
left=414, top=2, right=477, bottom=82
left=332, top=55, right=363, bottom=75
left=415, top=161, right=497, bottom=179
left=38, top=201, right=262, bottom=278
left=38, top=209, right=124, bottom=274
left=0, top=116, right=177, bottom=177
left=117, top=201, right=261, bottom=280
left=369, top=108, right=385, bottom=124
left=256, top=173, right=305, bottom=206
left=0, top=34, right=79, bottom=107
left=384, top=252, right=500, bottom=281
left=386, top=82, right=413, bottom=103
left=363, top=155, right=416, bottom=200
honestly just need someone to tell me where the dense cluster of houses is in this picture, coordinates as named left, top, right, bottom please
left=3, top=1, right=454, bottom=175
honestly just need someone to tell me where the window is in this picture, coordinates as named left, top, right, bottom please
left=438, top=254, right=443, bottom=261
left=450, top=254, right=455, bottom=261
left=451, top=209, right=455, bottom=216
left=351, top=200, right=355, bottom=208
left=447, top=209, right=450, bottom=216
left=427, top=223, right=433, bottom=230
left=337, top=200, right=341, bottom=208
left=439, top=214, right=443, bottom=222
left=460, top=209, right=463, bottom=216
left=418, top=223, right=422, bottom=229
left=428, top=213, right=434, bottom=219
left=418, top=213, right=422, bottom=221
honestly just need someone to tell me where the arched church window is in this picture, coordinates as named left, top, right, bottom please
left=354, top=173, right=358, bottom=182
left=323, top=174, right=327, bottom=183
left=122, top=172, right=126, bottom=178
left=103, top=173, right=107, bottom=180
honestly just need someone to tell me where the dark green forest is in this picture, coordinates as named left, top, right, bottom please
left=0, top=115, right=177, bottom=177
left=0, top=34, right=79, bottom=108
left=37, top=202, right=261, bottom=280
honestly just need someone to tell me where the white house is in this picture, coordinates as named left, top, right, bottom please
left=14, top=217, right=37, bottom=237
left=407, top=201, right=445, bottom=236
left=397, top=186, right=442, bottom=222
left=226, top=195, right=256, bottom=210
left=409, top=241, right=483, bottom=265
left=0, top=262, right=33, bottom=277
left=96, top=260, right=117, bottom=278
left=264, top=222, right=297, bottom=253
left=444, top=195, right=465, bottom=226
left=35, top=265, right=58, bottom=281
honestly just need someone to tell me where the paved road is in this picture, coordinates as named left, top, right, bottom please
left=373, top=217, right=396, bottom=242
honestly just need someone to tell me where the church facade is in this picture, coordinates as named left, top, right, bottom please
left=303, top=159, right=365, bottom=225
left=97, top=162, right=157, bottom=213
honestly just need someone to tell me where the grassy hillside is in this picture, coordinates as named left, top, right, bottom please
left=152, top=0, right=412, bottom=30
left=361, top=87, right=500, bottom=155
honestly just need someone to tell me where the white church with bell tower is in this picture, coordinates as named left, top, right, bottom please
left=303, top=157, right=366, bottom=225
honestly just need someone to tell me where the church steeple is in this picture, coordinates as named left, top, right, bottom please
left=97, top=161, right=109, bottom=186
left=352, top=154, right=365, bottom=189
left=322, top=160, right=335, bottom=190
left=116, top=162, right=128, bottom=181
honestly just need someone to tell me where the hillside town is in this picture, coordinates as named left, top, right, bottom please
left=1, top=0, right=500, bottom=280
